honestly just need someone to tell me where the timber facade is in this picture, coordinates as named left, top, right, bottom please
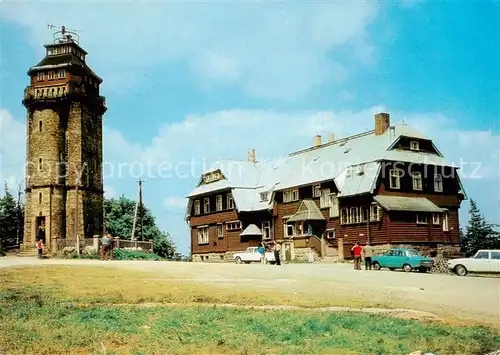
left=186, top=113, right=466, bottom=262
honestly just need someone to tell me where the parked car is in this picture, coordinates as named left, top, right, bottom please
left=371, top=248, right=434, bottom=273
left=233, top=247, right=276, bottom=264
left=447, top=249, right=500, bottom=276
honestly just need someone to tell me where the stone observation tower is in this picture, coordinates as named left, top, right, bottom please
left=22, top=25, right=106, bottom=251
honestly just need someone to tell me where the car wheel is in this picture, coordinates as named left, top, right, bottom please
left=235, top=257, right=242, bottom=264
left=403, top=264, right=413, bottom=273
left=268, top=261, right=276, bottom=265
left=389, top=267, right=396, bottom=271
left=372, top=262, right=381, bottom=270
left=455, top=265, right=468, bottom=276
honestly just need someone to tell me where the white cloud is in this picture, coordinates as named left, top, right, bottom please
left=1, top=1, right=379, bottom=99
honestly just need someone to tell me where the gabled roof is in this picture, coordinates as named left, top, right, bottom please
left=374, top=196, right=445, bottom=213
left=240, top=224, right=262, bottom=236
left=186, top=121, right=462, bottom=213
left=288, top=200, right=325, bottom=222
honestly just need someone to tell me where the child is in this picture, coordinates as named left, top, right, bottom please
left=36, top=239, right=43, bottom=259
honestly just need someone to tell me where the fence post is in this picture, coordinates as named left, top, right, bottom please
left=76, top=235, right=81, bottom=257
left=116, top=238, right=120, bottom=248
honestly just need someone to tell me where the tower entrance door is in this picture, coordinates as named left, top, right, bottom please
left=35, top=216, right=46, bottom=244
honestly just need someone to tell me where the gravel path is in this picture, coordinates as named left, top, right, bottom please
left=1, top=257, right=499, bottom=327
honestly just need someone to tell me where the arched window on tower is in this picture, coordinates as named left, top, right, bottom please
left=39, top=193, right=42, bottom=204
left=39, top=120, right=42, bottom=132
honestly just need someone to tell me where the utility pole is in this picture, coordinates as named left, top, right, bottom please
left=138, top=179, right=144, bottom=241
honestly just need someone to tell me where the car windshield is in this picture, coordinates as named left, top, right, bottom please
left=406, top=249, right=420, bottom=256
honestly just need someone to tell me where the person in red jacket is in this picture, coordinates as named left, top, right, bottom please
left=351, top=242, right=362, bottom=270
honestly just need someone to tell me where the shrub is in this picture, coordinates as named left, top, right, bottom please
left=112, top=249, right=161, bottom=261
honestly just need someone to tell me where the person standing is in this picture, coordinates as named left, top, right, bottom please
left=101, top=234, right=111, bottom=261
left=273, top=242, right=281, bottom=266
left=363, top=242, right=374, bottom=270
left=258, top=242, right=265, bottom=264
left=36, top=222, right=46, bottom=244
left=36, top=239, right=43, bottom=259
left=351, top=242, right=362, bottom=270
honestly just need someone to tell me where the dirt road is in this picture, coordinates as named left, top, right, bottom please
left=1, top=257, right=499, bottom=327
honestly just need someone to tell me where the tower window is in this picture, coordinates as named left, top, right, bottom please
left=39, top=158, right=43, bottom=171
left=48, top=71, right=55, bottom=80
left=39, top=193, right=42, bottom=204
left=39, top=120, right=42, bottom=132
left=37, top=72, right=44, bottom=81
left=58, top=69, right=65, bottom=79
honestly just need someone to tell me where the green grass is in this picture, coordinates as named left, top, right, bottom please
left=0, top=287, right=498, bottom=355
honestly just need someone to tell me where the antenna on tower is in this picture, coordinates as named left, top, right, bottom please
left=47, top=23, right=81, bottom=45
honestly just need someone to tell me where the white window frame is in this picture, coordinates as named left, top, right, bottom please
left=203, top=197, right=210, bottom=214
left=432, top=213, right=440, bottom=225
left=283, top=189, right=299, bottom=203
left=410, top=140, right=420, bottom=151
left=260, top=192, right=268, bottom=201
left=197, top=226, right=209, bottom=245
left=227, top=193, right=234, bottom=209
left=319, top=189, right=330, bottom=208
left=370, top=204, right=380, bottom=221
left=216, top=224, right=224, bottom=239
left=340, top=208, right=348, bottom=224
left=48, top=71, right=55, bottom=80
left=389, top=169, right=402, bottom=189
left=325, top=229, right=336, bottom=239
left=262, top=221, right=271, bottom=240
left=216, top=195, right=223, bottom=211
left=329, top=193, right=339, bottom=217
left=434, top=174, right=443, bottom=192
left=412, top=171, right=423, bottom=191
left=226, top=221, right=242, bottom=231
left=37, top=72, right=44, bottom=81
left=285, top=223, right=295, bottom=238
left=58, top=69, right=65, bottom=79
left=442, top=212, right=449, bottom=231
left=313, top=184, right=321, bottom=198
left=416, top=213, right=428, bottom=224
left=194, top=200, right=200, bottom=215
left=360, top=207, right=369, bottom=222
left=349, top=207, right=359, bottom=224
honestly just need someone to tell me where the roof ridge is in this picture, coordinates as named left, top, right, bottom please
left=288, top=129, right=374, bottom=156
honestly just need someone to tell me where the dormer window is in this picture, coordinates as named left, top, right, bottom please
left=58, top=69, right=65, bottom=79
left=37, top=72, right=44, bottom=81
left=260, top=192, right=268, bottom=201
left=48, top=71, right=55, bottom=80
left=47, top=48, right=54, bottom=55
left=410, top=141, right=420, bottom=151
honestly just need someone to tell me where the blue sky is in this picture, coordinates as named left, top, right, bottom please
left=1, top=1, right=499, bottom=255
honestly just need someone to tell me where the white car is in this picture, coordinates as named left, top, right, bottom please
left=447, top=249, right=500, bottom=276
left=233, top=247, right=276, bottom=264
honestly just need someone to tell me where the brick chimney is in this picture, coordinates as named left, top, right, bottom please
left=374, top=113, right=390, bottom=136
left=313, top=135, right=322, bottom=147
left=248, top=148, right=256, bottom=163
